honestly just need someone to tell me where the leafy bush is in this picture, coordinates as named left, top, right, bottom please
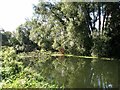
left=1, top=46, right=60, bottom=88
left=1, top=47, right=23, bottom=80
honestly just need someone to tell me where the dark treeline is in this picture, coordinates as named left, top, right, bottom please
left=0, top=2, right=120, bottom=58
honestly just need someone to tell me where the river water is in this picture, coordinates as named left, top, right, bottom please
left=29, top=56, right=120, bottom=88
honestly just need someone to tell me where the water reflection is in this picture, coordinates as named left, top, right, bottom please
left=31, top=56, right=119, bottom=88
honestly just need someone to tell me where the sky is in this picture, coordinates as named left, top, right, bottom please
left=0, top=0, right=103, bottom=32
left=0, top=0, right=39, bottom=32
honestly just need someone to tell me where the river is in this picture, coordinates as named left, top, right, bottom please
left=28, top=56, right=120, bottom=88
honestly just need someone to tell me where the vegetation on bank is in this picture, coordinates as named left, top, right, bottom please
left=1, top=46, right=61, bottom=88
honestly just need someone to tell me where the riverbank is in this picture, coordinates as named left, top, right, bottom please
left=1, top=46, right=119, bottom=88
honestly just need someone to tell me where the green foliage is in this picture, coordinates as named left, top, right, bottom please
left=91, top=35, right=109, bottom=57
left=1, top=47, right=23, bottom=80
left=1, top=46, right=59, bottom=88
left=0, top=31, right=10, bottom=46
left=2, top=67, right=59, bottom=88
left=106, top=3, right=120, bottom=58
left=1, top=2, right=120, bottom=58
left=16, top=25, right=30, bottom=45
left=1, top=2, right=120, bottom=89
left=32, top=2, right=93, bottom=55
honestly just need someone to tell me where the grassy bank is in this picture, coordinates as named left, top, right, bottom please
left=51, top=54, right=114, bottom=60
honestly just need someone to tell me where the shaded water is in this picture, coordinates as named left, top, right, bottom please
left=28, top=56, right=119, bottom=88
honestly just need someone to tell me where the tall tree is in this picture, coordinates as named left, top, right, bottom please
left=107, top=2, right=120, bottom=58
left=33, top=2, right=93, bottom=55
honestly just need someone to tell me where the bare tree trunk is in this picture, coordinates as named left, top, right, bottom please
left=84, top=3, right=93, bottom=34
left=98, top=3, right=101, bottom=35
left=102, top=5, right=106, bottom=35
left=93, top=3, right=96, bottom=29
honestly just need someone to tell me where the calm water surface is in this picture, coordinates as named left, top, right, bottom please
left=29, top=56, right=120, bottom=88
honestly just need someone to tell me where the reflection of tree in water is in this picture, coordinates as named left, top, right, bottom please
left=34, top=57, right=93, bottom=88
left=66, top=58, right=92, bottom=88
left=91, top=59, right=119, bottom=88
left=30, top=56, right=119, bottom=88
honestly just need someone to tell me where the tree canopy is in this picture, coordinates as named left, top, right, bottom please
left=1, top=2, right=120, bottom=58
